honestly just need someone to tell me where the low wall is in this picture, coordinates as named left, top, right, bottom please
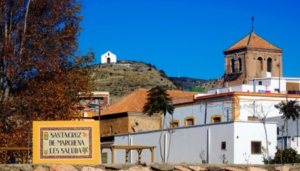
left=0, top=163, right=299, bottom=171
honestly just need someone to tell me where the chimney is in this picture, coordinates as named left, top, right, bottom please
left=265, top=72, right=271, bottom=78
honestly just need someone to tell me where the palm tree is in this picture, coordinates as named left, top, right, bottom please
left=143, top=86, right=174, bottom=162
left=275, top=100, right=300, bottom=164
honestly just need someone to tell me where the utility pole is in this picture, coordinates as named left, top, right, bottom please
left=98, top=102, right=101, bottom=163
left=204, top=102, right=207, bottom=124
left=277, top=63, right=281, bottom=93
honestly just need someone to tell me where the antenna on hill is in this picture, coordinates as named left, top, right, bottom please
left=251, top=16, right=254, bottom=31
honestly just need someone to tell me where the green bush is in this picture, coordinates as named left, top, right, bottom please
left=273, top=148, right=299, bottom=164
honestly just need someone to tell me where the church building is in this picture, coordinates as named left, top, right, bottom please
left=101, top=51, right=117, bottom=64
left=223, top=30, right=283, bottom=86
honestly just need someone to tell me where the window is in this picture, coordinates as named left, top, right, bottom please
left=110, top=126, right=113, bottom=134
left=257, top=57, right=263, bottom=71
left=267, top=58, right=272, bottom=72
left=258, top=81, right=262, bottom=85
left=277, top=127, right=279, bottom=135
left=184, top=116, right=195, bottom=126
left=170, top=120, right=180, bottom=128
left=231, top=59, right=235, bottom=73
left=211, top=114, right=222, bottom=123
left=221, top=142, right=226, bottom=150
left=251, top=141, right=262, bottom=154
left=213, top=117, right=221, bottom=122
left=187, top=119, right=194, bottom=126
left=101, top=152, right=108, bottom=164
left=238, top=58, right=242, bottom=71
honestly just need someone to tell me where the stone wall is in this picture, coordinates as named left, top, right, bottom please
left=100, top=113, right=160, bottom=137
left=101, top=114, right=129, bottom=137
left=128, top=113, right=159, bottom=133
left=1, top=163, right=299, bottom=171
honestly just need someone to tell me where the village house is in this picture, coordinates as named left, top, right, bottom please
left=75, top=91, right=110, bottom=120
left=95, top=89, right=198, bottom=138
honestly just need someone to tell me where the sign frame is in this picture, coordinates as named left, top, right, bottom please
left=33, top=121, right=100, bottom=164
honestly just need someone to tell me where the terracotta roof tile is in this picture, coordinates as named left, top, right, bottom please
left=224, top=31, right=282, bottom=52
left=98, top=89, right=198, bottom=116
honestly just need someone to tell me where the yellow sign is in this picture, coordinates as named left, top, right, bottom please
left=33, top=121, right=100, bottom=164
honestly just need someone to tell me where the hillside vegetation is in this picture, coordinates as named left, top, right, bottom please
left=89, top=60, right=177, bottom=103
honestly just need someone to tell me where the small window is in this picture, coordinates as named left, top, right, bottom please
left=172, top=122, right=179, bottom=128
left=187, top=119, right=194, bottom=126
left=101, top=152, right=108, bottom=164
left=184, top=117, right=195, bottom=126
left=110, top=126, right=113, bottom=134
left=277, top=127, right=279, bottom=135
left=251, top=141, right=262, bottom=154
left=170, top=120, right=180, bottom=128
left=258, top=81, right=262, bottom=85
left=248, top=116, right=258, bottom=121
left=213, top=117, right=221, bottom=123
left=257, top=57, right=263, bottom=71
left=238, top=58, right=242, bottom=71
left=231, top=59, right=235, bottom=73
left=221, top=142, right=226, bottom=150
left=211, top=115, right=222, bottom=123
left=267, top=58, right=272, bottom=72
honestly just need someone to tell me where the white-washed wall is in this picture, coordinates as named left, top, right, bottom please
left=233, top=122, right=277, bottom=164
left=108, top=121, right=277, bottom=164
left=164, top=101, right=233, bottom=128
left=238, top=95, right=294, bottom=119
left=167, top=94, right=299, bottom=128
left=208, top=85, right=267, bottom=94
left=101, top=51, right=117, bottom=64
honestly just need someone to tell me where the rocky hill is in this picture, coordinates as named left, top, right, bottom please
left=170, top=77, right=208, bottom=88
left=89, top=60, right=177, bottom=104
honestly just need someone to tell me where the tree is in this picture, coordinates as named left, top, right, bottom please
left=275, top=100, right=300, bottom=164
left=0, top=0, right=94, bottom=156
left=143, top=86, right=174, bottom=162
left=244, top=102, right=273, bottom=164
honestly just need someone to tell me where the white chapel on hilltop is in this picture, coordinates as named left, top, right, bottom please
left=101, top=51, right=117, bottom=64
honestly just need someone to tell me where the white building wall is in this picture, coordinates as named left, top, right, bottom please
left=101, top=51, right=117, bottom=64
left=249, top=77, right=300, bottom=93
left=289, top=137, right=300, bottom=152
left=109, top=121, right=277, bottom=164
left=164, top=101, right=233, bottom=128
left=267, top=116, right=300, bottom=151
left=238, top=95, right=293, bottom=119
left=233, top=122, right=277, bottom=164
left=168, top=93, right=299, bottom=128
left=208, top=85, right=269, bottom=94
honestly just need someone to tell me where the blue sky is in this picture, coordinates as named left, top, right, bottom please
left=78, top=0, right=300, bottom=80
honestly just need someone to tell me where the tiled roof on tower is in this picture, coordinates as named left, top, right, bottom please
left=224, top=31, right=282, bottom=52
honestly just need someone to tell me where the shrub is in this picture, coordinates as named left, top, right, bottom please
left=273, top=148, right=299, bottom=164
